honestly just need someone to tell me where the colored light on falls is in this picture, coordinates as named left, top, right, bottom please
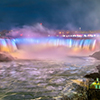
left=15, top=37, right=96, bottom=51
left=0, top=39, right=17, bottom=52
left=0, top=37, right=97, bottom=52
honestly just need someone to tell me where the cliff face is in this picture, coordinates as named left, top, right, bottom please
left=89, top=51, right=100, bottom=60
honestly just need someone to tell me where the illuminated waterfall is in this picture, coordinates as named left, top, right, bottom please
left=15, top=37, right=96, bottom=51
left=0, top=37, right=96, bottom=52
left=0, top=39, right=17, bottom=52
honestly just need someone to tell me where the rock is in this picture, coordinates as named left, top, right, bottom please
left=84, top=64, right=100, bottom=80
left=0, top=52, right=14, bottom=62
left=89, top=51, right=100, bottom=60
left=96, top=65, right=100, bottom=73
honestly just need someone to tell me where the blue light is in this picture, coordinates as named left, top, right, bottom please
left=10, top=37, right=96, bottom=50
left=0, top=39, right=7, bottom=46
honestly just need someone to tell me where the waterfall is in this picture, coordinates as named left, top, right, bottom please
left=0, top=38, right=17, bottom=52
left=0, top=37, right=97, bottom=53
left=15, top=37, right=96, bottom=51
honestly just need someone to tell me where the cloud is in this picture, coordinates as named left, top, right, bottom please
left=7, top=23, right=56, bottom=38
left=0, top=0, right=100, bottom=30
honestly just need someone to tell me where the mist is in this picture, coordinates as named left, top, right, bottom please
left=7, top=23, right=56, bottom=38
left=7, top=23, right=96, bottom=60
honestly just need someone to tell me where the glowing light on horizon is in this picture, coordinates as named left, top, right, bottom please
left=20, top=34, right=23, bottom=36
left=62, top=35, right=65, bottom=37
left=59, top=32, right=61, bottom=34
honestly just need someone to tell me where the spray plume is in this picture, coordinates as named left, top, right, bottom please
left=2, top=23, right=97, bottom=60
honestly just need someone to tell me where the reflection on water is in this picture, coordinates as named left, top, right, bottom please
left=0, top=57, right=98, bottom=99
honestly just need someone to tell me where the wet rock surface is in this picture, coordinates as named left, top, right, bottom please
left=89, top=50, right=100, bottom=60
left=84, top=64, right=100, bottom=79
left=0, top=57, right=99, bottom=100
left=0, top=52, right=14, bottom=62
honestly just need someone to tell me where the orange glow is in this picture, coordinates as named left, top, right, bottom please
left=1, top=46, right=10, bottom=52
left=72, top=47, right=80, bottom=52
left=59, top=32, right=61, bottom=34
left=66, top=31, right=69, bottom=34
left=91, top=40, right=96, bottom=51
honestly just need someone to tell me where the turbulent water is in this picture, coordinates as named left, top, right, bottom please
left=0, top=56, right=99, bottom=100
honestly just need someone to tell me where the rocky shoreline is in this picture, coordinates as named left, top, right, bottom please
left=0, top=52, right=14, bottom=62
left=89, top=50, right=100, bottom=60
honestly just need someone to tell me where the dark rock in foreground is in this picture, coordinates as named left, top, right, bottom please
left=84, top=65, right=100, bottom=80
left=89, top=51, right=100, bottom=60
left=84, top=65, right=100, bottom=100
left=0, top=52, right=14, bottom=62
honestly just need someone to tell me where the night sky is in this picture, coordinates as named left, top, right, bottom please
left=0, top=0, right=100, bottom=31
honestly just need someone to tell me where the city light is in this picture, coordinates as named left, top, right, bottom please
left=20, top=34, right=23, bottom=36
left=40, top=23, right=42, bottom=25
left=59, top=32, right=61, bottom=34
left=62, top=35, right=65, bottom=37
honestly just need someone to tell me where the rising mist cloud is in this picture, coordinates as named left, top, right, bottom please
left=7, top=23, right=56, bottom=38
